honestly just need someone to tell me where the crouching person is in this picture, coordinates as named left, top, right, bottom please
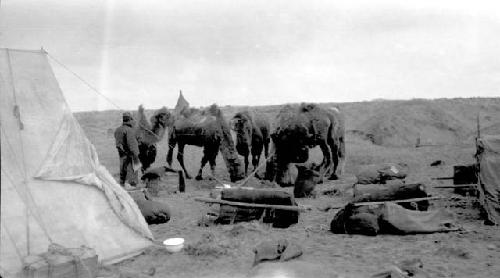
left=114, top=112, right=141, bottom=189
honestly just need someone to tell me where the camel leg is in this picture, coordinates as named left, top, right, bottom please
left=328, top=135, right=344, bottom=180
left=329, top=143, right=340, bottom=180
left=208, top=149, right=218, bottom=179
left=251, top=153, right=262, bottom=179
left=239, top=147, right=250, bottom=175
left=195, top=152, right=209, bottom=181
left=251, top=143, right=263, bottom=177
left=176, top=143, right=191, bottom=179
left=252, top=154, right=259, bottom=172
left=264, top=153, right=276, bottom=181
left=337, top=137, right=346, bottom=176
left=197, top=144, right=219, bottom=180
left=166, top=136, right=176, bottom=166
left=318, top=142, right=332, bottom=183
left=243, top=154, right=250, bottom=176
left=264, top=140, right=270, bottom=158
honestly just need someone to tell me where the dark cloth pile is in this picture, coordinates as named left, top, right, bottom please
left=217, top=188, right=299, bottom=228
left=352, top=182, right=430, bottom=211
left=130, top=190, right=171, bottom=225
left=294, top=163, right=321, bottom=198
left=330, top=203, right=458, bottom=236
left=356, top=163, right=409, bottom=184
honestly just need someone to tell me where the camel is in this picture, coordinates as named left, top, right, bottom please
left=230, top=110, right=271, bottom=175
left=136, top=105, right=173, bottom=172
left=166, top=105, right=225, bottom=180
left=264, top=103, right=346, bottom=185
left=137, top=104, right=243, bottom=182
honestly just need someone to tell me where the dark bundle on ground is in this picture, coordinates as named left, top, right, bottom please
left=430, top=160, right=444, bottom=167
left=294, top=163, right=321, bottom=198
left=218, top=188, right=299, bottom=228
left=130, top=191, right=171, bottom=225
left=330, top=203, right=458, bottom=236
left=353, top=183, right=429, bottom=210
left=141, top=166, right=178, bottom=181
left=331, top=204, right=383, bottom=236
left=138, top=144, right=157, bottom=172
left=356, top=163, right=409, bottom=184
left=141, top=165, right=185, bottom=193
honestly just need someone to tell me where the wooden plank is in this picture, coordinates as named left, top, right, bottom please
left=352, top=196, right=445, bottom=206
left=194, top=197, right=309, bottom=212
left=432, top=177, right=454, bottom=180
left=433, top=184, right=476, bottom=189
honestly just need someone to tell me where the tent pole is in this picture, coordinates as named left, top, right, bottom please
left=26, top=199, right=30, bottom=255
left=24, top=181, right=30, bottom=255
left=6, top=48, right=32, bottom=255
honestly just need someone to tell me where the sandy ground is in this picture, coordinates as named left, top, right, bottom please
left=75, top=99, right=500, bottom=278
left=95, top=144, right=500, bottom=278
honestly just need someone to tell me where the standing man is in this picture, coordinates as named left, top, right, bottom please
left=114, top=111, right=141, bottom=189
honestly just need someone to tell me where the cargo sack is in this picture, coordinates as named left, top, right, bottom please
left=217, top=188, right=299, bottom=228
left=294, top=163, right=321, bottom=198
left=352, top=183, right=429, bottom=211
left=356, top=163, right=409, bottom=184
left=129, top=191, right=171, bottom=225
left=22, top=244, right=98, bottom=278
left=330, top=204, right=383, bottom=236
left=330, top=203, right=458, bottom=235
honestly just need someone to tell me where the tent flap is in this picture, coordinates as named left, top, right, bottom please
left=477, top=135, right=500, bottom=225
left=1, top=48, right=152, bottom=277
left=35, top=113, right=96, bottom=180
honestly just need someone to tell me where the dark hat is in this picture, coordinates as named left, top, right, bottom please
left=122, top=112, right=133, bottom=121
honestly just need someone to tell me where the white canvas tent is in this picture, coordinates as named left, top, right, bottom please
left=0, top=48, right=153, bottom=277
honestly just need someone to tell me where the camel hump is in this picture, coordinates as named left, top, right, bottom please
left=299, top=102, right=320, bottom=113
left=329, top=106, right=340, bottom=113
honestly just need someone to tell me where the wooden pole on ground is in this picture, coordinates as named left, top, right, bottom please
left=319, top=196, right=446, bottom=211
left=433, top=184, right=475, bottom=189
left=194, top=197, right=310, bottom=212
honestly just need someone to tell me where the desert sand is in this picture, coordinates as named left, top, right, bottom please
left=76, top=98, right=500, bottom=278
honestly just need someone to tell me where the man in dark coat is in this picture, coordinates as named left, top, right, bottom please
left=114, top=112, right=141, bottom=188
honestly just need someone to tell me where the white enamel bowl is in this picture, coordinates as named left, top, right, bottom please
left=163, top=237, right=185, bottom=253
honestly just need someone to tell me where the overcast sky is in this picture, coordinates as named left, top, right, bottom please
left=1, top=0, right=499, bottom=111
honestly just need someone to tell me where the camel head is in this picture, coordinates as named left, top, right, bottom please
left=270, top=106, right=313, bottom=164
left=271, top=124, right=311, bottom=164
left=151, top=107, right=175, bottom=129
left=230, top=112, right=253, bottom=154
left=144, top=106, right=175, bottom=143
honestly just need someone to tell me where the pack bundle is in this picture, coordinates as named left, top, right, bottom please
left=22, top=244, right=98, bottom=278
left=199, top=188, right=300, bottom=228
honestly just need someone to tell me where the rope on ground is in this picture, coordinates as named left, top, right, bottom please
left=235, top=153, right=274, bottom=187
left=206, top=152, right=274, bottom=187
